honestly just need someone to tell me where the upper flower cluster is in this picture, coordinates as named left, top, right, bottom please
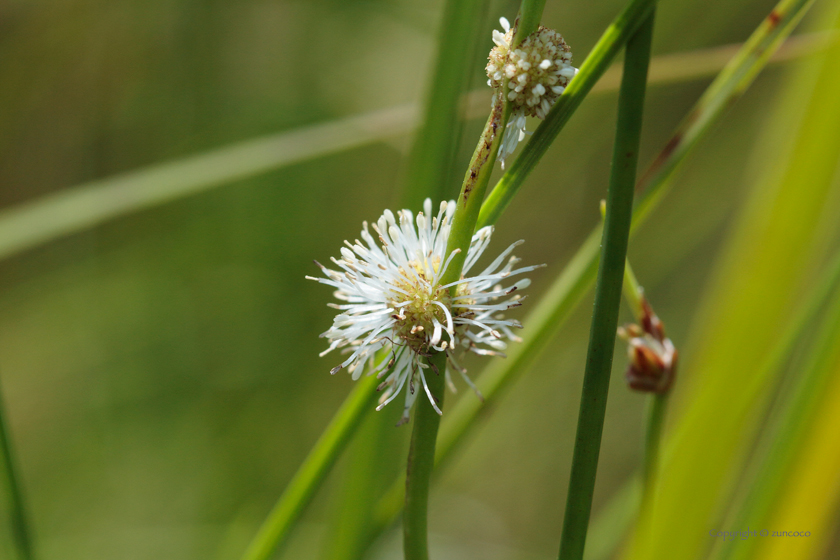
left=308, top=199, right=541, bottom=423
left=486, top=17, right=576, bottom=167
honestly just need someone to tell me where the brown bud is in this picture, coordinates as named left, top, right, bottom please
left=625, top=336, right=677, bottom=394
left=619, top=295, right=677, bottom=394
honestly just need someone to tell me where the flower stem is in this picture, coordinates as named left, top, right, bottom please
left=619, top=258, right=667, bottom=519
left=557, top=10, right=654, bottom=560
left=403, top=352, right=447, bottom=560
left=513, top=0, right=547, bottom=45
left=641, top=393, right=667, bottom=512
left=440, top=96, right=507, bottom=286
left=0, top=378, right=34, bottom=560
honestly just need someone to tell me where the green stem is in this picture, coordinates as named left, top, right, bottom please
left=438, top=0, right=548, bottom=281
left=403, top=352, right=447, bottom=560
left=557, top=11, right=654, bottom=560
left=0, top=379, right=33, bottom=560
left=620, top=259, right=644, bottom=319
left=513, top=0, right=547, bottom=45
left=239, top=374, right=379, bottom=560
left=440, top=96, right=508, bottom=286
left=620, top=257, right=668, bottom=541
left=400, top=2, right=549, bottom=553
left=641, top=393, right=667, bottom=512
left=326, top=2, right=493, bottom=556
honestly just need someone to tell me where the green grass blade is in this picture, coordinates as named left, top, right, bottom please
left=321, top=403, right=405, bottom=560
left=238, top=374, right=379, bottom=560
left=632, top=0, right=818, bottom=227
left=0, top=106, right=417, bottom=262
left=747, top=365, right=840, bottom=559
left=717, top=251, right=840, bottom=560
left=0, top=379, right=34, bottom=560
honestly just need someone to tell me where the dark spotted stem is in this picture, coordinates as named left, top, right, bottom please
left=402, top=6, right=546, bottom=558
left=403, top=90, right=508, bottom=560
left=441, top=95, right=508, bottom=282
left=557, top=10, right=654, bottom=560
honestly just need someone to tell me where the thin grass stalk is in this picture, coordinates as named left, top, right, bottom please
left=399, top=91, right=507, bottom=560
left=641, top=395, right=666, bottom=511
left=618, top=258, right=667, bottom=515
left=514, top=0, right=548, bottom=44
left=238, top=374, right=379, bottom=560
left=0, top=379, right=33, bottom=560
left=634, top=391, right=667, bottom=554
left=557, top=12, right=654, bottom=560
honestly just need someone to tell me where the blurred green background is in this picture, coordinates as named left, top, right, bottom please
left=1, top=0, right=839, bottom=559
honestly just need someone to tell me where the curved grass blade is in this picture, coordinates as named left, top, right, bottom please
left=238, top=374, right=379, bottom=560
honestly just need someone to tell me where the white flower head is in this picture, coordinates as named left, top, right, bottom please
left=486, top=17, right=577, bottom=168
left=308, top=199, right=542, bottom=424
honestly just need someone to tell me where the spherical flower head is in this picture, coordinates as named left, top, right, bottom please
left=486, top=17, right=576, bottom=167
left=308, top=199, right=543, bottom=424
